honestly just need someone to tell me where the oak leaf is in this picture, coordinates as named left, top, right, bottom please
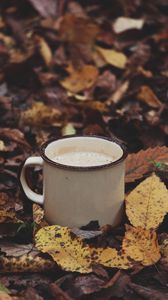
left=35, top=225, right=92, bottom=273
left=126, top=146, right=168, bottom=183
left=126, top=174, right=168, bottom=229
left=96, top=47, right=127, bottom=69
left=60, top=64, right=98, bottom=93
left=137, top=85, right=162, bottom=108
left=91, top=247, right=132, bottom=269
left=122, top=225, right=160, bottom=266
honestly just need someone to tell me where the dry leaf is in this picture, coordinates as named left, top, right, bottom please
left=35, top=35, right=52, bottom=66
left=126, top=174, right=168, bottom=229
left=107, top=81, right=129, bottom=105
left=0, top=192, right=22, bottom=224
left=62, top=123, right=76, bottom=136
left=126, top=146, right=168, bottom=183
left=60, top=64, right=98, bottom=93
left=96, top=47, right=127, bottom=69
left=22, top=102, right=61, bottom=127
left=137, top=86, right=162, bottom=108
left=113, top=17, right=144, bottom=33
left=35, top=225, right=92, bottom=273
left=91, top=247, right=132, bottom=269
left=0, top=243, right=55, bottom=273
left=33, top=204, right=48, bottom=233
left=122, top=225, right=160, bottom=266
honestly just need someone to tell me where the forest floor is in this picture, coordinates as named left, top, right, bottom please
left=0, top=0, right=168, bottom=299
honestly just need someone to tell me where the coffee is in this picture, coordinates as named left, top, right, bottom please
left=52, top=151, right=115, bottom=167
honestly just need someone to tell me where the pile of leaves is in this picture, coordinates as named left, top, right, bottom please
left=0, top=0, right=168, bottom=299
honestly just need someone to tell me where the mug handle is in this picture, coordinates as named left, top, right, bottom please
left=20, top=157, right=44, bottom=205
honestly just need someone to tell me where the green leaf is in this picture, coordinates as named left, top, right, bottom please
left=0, top=282, right=9, bottom=293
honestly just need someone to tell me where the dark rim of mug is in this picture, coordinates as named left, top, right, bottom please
left=40, top=135, right=128, bottom=171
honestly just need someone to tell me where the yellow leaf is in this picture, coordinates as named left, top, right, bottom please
left=91, top=247, right=132, bottom=269
left=126, top=174, right=168, bottom=229
left=60, top=64, right=98, bottom=93
left=96, top=47, right=127, bottom=69
left=22, top=102, right=61, bottom=128
left=62, top=123, right=76, bottom=136
left=122, top=225, right=160, bottom=266
left=137, top=86, right=162, bottom=108
left=35, top=35, right=52, bottom=66
left=35, top=225, right=92, bottom=273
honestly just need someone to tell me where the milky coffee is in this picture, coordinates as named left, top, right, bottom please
left=53, top=151, right=115, bottom=167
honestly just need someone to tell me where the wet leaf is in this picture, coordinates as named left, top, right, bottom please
left=126, top=146, right=168, bottom=183
left=137, top=85, right=163, bottom=108
left=96, top=47, right=127, bottom=69
left=21, top=102, right=62, bottom=127
left=113, top=17, right=144, bottom=33
left=126, top=174, right=168, bottom=229
left=35, top=225, right=92, bottom=273
left=60, top=64, right=98, bottom=93
left=122, top=225, right=160, bottom=266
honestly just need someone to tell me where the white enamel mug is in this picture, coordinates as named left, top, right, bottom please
left=20, top=136, right=127, bottom=227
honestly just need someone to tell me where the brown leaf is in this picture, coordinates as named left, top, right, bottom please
left=60, top=64, right=98, bottom=93
left=126, top=174, right=168, bottom=229
left=128, top=282, right=168, bottom=300
left=0, top=193, right=22, bottom=224
left=0, top=292, right=12, bottom=300
left=0, top=128, right=30, bottom=149
left=126, top=146, right=168, bottom=183
left=122, top=225, right=161, bottom=266
left=49, top=283, right=74, bottom=300
left=137, top=85, right=163, bottom=108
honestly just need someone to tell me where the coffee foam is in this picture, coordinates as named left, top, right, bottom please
left=52, top=151, right=115, bottom=167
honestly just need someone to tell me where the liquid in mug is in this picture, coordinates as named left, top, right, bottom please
left=52, top=151, right=115, bottom=167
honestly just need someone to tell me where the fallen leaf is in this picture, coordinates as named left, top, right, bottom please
left=49, top=283, right=74, bottom=300
left=96, top=47, right=127, bottom=69
left=160, top=236, right=168, bottom=260
left=0, top=140, right=6, bottom=151
left=128, top=282, right=168, bottom=300
left=122, top=225, right=160, bottom=266
left=126, top=146, right=168, bottom=183
left=60, top=64, right=98, bottom=93
left=126, top=174, right=168, bottom=229
left=91, top=247, right=132, bottom=269
left=21, top=102, right=62, bottom=127
left=28, top=0, right=59, bottom=18
left=0, top=193, right=22, bottom=224
left=35, top=225, right=92, bottom=273
left=71, top=228, right=102, bottom=240
left=0, top=128, right=30, bottom=149
left=113, top=17, right=144, bottom=33
left=62, top=123, right=76, bottom=136
left=107, top=81, right=129, bottom=105
left=0, top=243, right=55, bottom=273
left=137, top=85, right=163, bottom=108
left=35, top=36, right=52, bottom=66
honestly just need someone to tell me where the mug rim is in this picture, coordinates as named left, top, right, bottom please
left=40, top=135, right=128, bottom=171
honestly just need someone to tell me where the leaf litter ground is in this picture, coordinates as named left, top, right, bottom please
left=0, top=0, right=168, bottom=299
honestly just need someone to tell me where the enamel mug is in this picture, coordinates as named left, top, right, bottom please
left=20, top=135, right=127, bottom=227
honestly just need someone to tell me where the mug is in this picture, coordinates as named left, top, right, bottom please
left=20, top=135, right=127, bottom=227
